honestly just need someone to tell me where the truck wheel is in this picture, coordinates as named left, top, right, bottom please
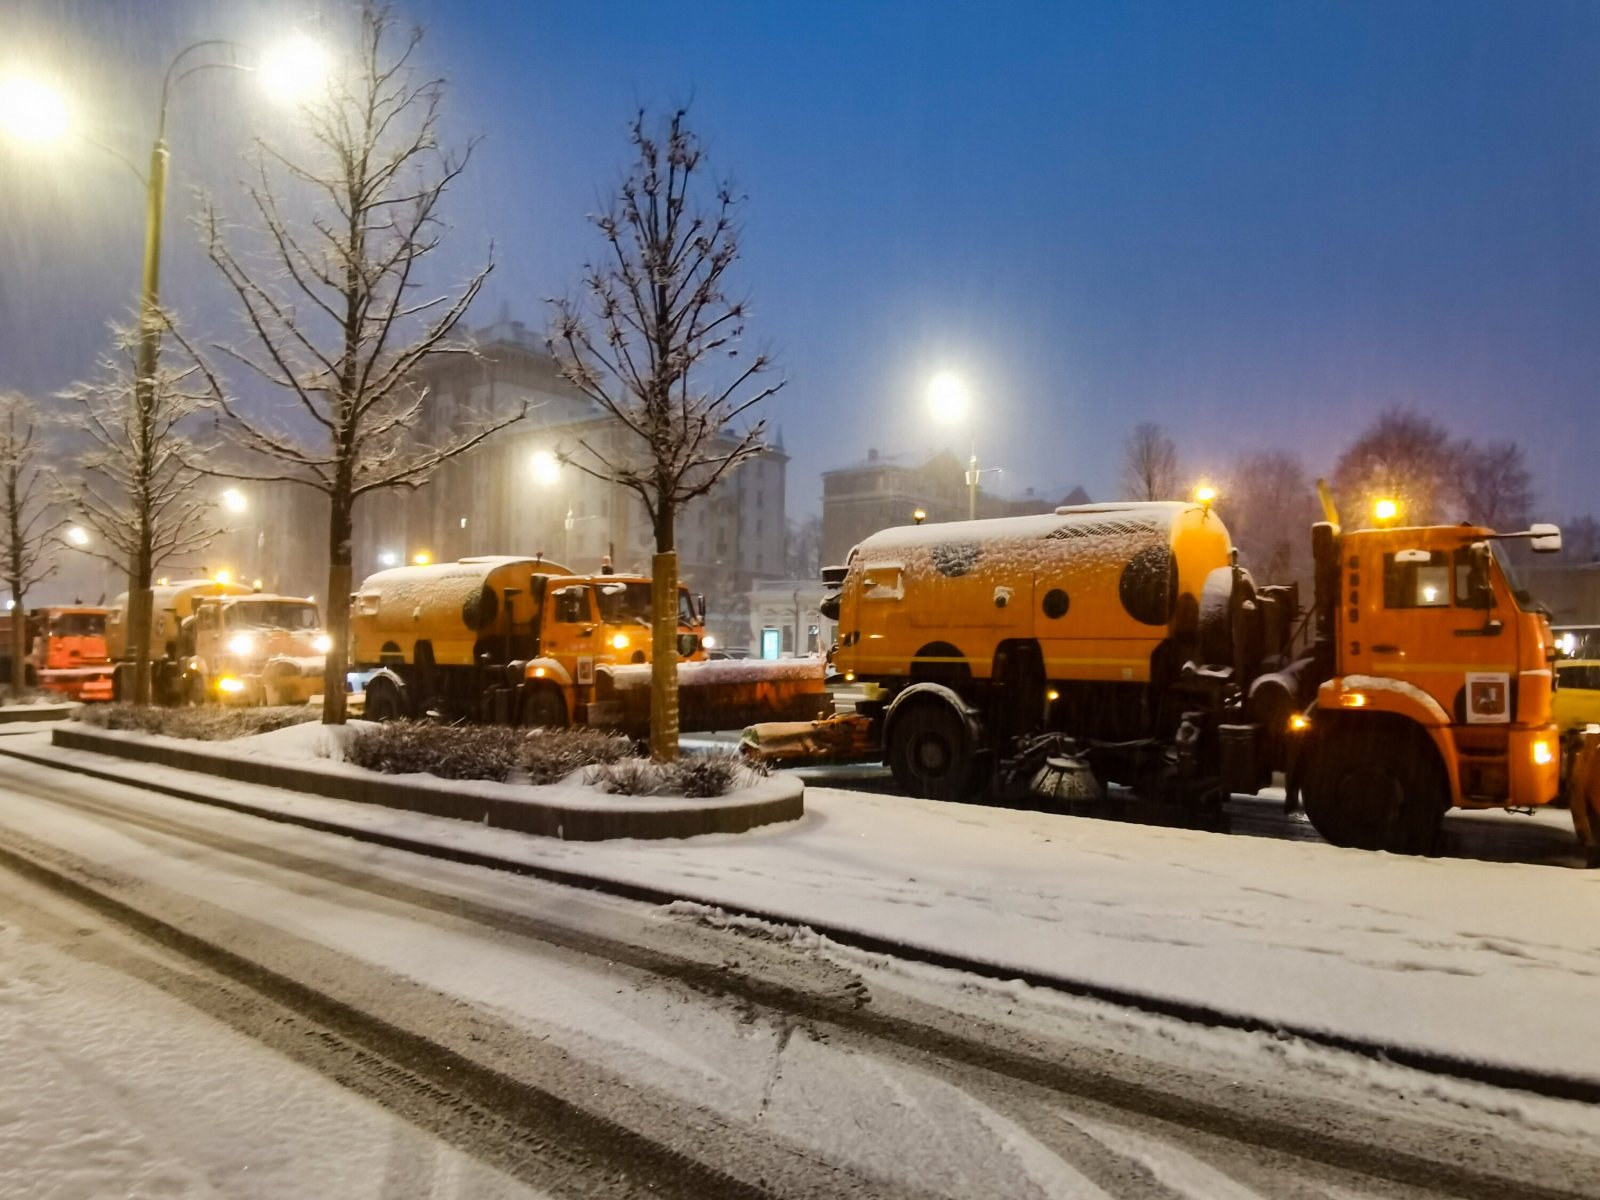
left=522, top=686, right=568, bottom=730
left=887, top=698, right=978, bottom=802
left=364, top=676, right=408, bottom=722
left=1302, top=724, right=1446, bottom=855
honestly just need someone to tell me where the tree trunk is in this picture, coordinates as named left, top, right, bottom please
left=8, top=581, right=25, bottom=700
left=323, top=492, right=353, bottom=725
left=650, top=550, right=680, bottom=762
left=127, top=534, right=154, bottom=706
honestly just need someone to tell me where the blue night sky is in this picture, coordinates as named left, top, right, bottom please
left=4, top=0, right=1598, bottom=519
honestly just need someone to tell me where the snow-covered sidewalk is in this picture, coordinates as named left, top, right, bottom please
left=10, top=725, right=1600, bottom=1091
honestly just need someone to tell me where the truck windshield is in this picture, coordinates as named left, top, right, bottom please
left=1489, top=541, right=1538, bottom=612
left=49, top=612, right=105, bottom=636
left=596, top=581, right=653, bottom=626
left=224, top=602, right=319, bottom=630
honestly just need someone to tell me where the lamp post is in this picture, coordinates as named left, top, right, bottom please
left=927, top=371, right=1003, bottom=520
left=2, top=38, right=326, bottom=702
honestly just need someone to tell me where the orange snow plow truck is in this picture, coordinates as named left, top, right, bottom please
left=107, top=580, right=330, bottom=706
left=0, top=606, right=114, bottom=701
left=743, top=497, right=1600, bottom=863
left=350, top=555, right=830, bottom=737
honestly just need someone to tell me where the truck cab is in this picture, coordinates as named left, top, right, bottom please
left=180, top=594, right=329, bottom=706
left=1298, top=520, right=1563, bottom=851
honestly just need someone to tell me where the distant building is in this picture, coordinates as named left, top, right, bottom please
left=1525, top=563, right=1600, bottom=626
left=819, top=447, right=1088, bottom=566
left=748, top=579, right=834, bottom=659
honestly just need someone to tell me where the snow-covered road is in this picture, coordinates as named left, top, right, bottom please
left=1, top=743, right=1599, bottom=1196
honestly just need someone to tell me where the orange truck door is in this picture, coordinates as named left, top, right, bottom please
left=546, top=582, right=599, bottom=683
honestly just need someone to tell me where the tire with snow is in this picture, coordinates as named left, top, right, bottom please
left=1301, top=718, right=1447, bottom=854
left=887, top=697, right=980, bottom=802
left=364, top=675, right=408, bottom=722
left=521, top=684, right=568, bottom=730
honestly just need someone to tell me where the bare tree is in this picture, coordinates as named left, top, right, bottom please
left=187, top=4, right=513, bottom=724
left=1222, top=449, right=1315, bottom=585
left=1331, top=409, right=1460, bottom=527
left=549, top=108, right=784, bottom=761
left=1562, top=514, right=1600, bottom=565
left=58, top=327, right=219, bottom=702
left=1457, top=438, right=1534, bottom=530
left=0, top=393, right=63, bottom=698
left=1120, top=422, right=1179, bottom=501
left=784, top=514, right=822, bottom=581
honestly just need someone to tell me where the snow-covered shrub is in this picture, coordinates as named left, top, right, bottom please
left=344, top=720, right=524, bottom=782
left=588, top=749, right=761, bottom=798
left=73, top=704, right=316, bottom=740
left=587, top=759, right=660, bottom=796
left=661, top=750, right=763, bottom=798
left=521, top=728, right=636, bottom=785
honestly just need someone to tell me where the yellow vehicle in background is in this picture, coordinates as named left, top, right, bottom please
left=1553, top=625, right=1600, bottom=733
left=108, top=579, right=329, bottom=706
left=352, top=556, right=825, bottom=734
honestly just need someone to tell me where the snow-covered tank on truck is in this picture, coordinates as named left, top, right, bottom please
left=351, top=555, right=829, bottom=735
left=746, top=496, right=1600, bottom=863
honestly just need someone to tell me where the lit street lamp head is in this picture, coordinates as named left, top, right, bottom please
left=530, top=450, right=562, bottom=486
left=927, top=371, right=970, bottom=426
left=0, top=75, right=69, bottom=145
left=257, top=33, right=332, bottom=104
left=221, top=488, right=247, bottom=514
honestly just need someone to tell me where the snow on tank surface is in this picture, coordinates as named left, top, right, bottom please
left=355, top=557, right=573, bottom=628
left=844, top=502, right=1231, bottom=599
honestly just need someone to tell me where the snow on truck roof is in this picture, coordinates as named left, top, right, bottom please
left=852, top=501, right=1212, bottom=555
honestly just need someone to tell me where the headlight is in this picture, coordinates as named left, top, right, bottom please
left=611, top=633, right=630, bottom=651
left=1533, top=739, right=1554, bottom=766
left=312, top=634, right=333, bottom=654
left=702, top=634, right=716, bottom=649
left=217, top=676, right=245, bottom=694
left=227, top=634, right=256, bottom=656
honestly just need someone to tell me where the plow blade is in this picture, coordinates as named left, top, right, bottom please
left=590, top=659, right=833, bottom=738
left=1570, top=728, right=1600, bottom=868
left=739, top=713, right=879, bottom=766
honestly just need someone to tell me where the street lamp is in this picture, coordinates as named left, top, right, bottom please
left=221, top=488, right=247, bottom=514
left=927, top=371, right=997, bottom=520
left=1, top=36, right=326, bottom=703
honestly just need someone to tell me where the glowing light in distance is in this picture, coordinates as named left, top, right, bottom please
left=214, top=569, right=232, bottom=585
left=378, top=551, right=398, bottom=567
left=1194, top=484, right=1218, bottom=505
left=4, top=599, right=13, bottom=611
left=252, top=578, right=264, bottom=591
left=1046, top=689, right=1060, bottom=702
left=227, top=633, right=256, bottom=656
left=702, top=634, right=716, bottom=649
left=1288, top=712, right=1310, bottom=732
left=221, top=488, right=247, bottom=514
left=1374, top=498, right=1399, bottom=523
left=912, top=508, right=927, bottom=524
left=257, top=33, right=330, bottom=103
left=312, top=633, right=333, bottom=654
left=0, top=75, right=69, bottom=145
left=530, top=450, right=561, bottom=486
left=411, top=551, right=431, bottom=566
left=1422, top=586, right=1438, bottom=603
left=217, top=675, right=245, bottom=694
left=1559, top=632, right=1577, bottom=657
left=66, top=526, right=89, bottom=546
left=926, top=372, right=970, bottom=426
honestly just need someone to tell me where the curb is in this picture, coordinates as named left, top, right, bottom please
left=0, top=705, right=75, bottom=725
left=6, top=738, right=1599, bottom=1108
left=49, top=726, right=802, bottom=841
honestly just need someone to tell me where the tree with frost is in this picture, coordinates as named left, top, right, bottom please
left=1456, top=438, right=1533, bottom=531
left=549, top=108, right=784, bottom=762
left=784, top=514, right=822, bottom=581
left=1561, top=515, right=1600, bottom=565
left=1222, top=448, right=1316, bottom=584
left=0, top=393, right=63, bottom=698
left=1120, top=422, right=1180, bottom=501
left=187, top=4, right=513, bottom=724
left=59, top=328, right=219, bottom=704
left=1331, top=409, right=1459, bottom=527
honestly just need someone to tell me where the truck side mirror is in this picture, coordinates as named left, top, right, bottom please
left=1528, top=523, right=1562, bottom=554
